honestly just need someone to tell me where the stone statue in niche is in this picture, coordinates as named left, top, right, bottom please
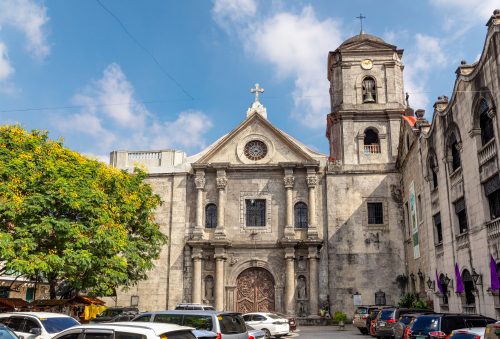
left=297, top=275, right=307, bottom=299
left=205, top=275, right=214, bottom=299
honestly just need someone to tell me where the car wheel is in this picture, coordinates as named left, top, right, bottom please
left=263, top=329, right=271, bottom=339
left=359, top=328, right=368, bottom=335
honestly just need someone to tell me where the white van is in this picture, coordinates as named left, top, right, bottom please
left=0, top=312, right=79, bottom=339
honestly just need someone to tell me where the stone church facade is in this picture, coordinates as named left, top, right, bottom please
left=108, top=10, right=500, bottom=318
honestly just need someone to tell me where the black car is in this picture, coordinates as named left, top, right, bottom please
left=409, top=313, right=496, bottom=338
left=91, top=307, right=140, bottom=323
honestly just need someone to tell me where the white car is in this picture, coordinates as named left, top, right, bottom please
left=450, top=327, right=486, bottom=338
left=242, top=313, right=289, bottom=339
left=51, top=322, right=198, bottom=339
left=0, top=312, right=80, bottom=339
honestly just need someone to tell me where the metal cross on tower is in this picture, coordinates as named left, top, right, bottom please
left=356, top=13, right=366, bottom=34
left=250, top=83, right=264, bottom=102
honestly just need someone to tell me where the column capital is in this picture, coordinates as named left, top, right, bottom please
left=308, top=246, right=319, bottom=260
left=195, top=175, right=206, bottom=190
left=284, top=247, right=296, bottom=260
left=283, top=175, right=295, bottom=188
left=216, top=176, right=228, bottom=189
left=192, top=248, right=203, bottom=260
left=306, top=175, right=318, bottom=188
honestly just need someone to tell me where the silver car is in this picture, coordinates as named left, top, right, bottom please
left=132, top=310, right=248, bottom=339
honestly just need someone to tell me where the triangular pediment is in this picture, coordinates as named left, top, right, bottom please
left=341, top=40, right=396, bottom=52
left=194, top=113, right=319, bottom=166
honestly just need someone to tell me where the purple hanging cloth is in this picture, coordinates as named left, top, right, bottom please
left=436, top=270, right=444, bottom=294
left=490, top=255, right=500, bottom=291
left=455, top=263, right=465, bottom=293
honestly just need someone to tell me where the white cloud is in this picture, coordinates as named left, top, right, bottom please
left=429, top=0, right=497, bottom=22
left=212, top=0, right=257, bottom=32
left=55, top=63, right=213, bottom=155
left=0, top=0, right=50, bottom=59
left=404, top=34, right=447, bottom=111
left=213, top=3, right=343, bottom=129
left=0, top=42, right=14, bottom=81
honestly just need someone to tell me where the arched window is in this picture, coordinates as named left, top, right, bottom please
left=362, top=77, right=377, bottom=103
left=450, top=133, right=461, bottom=171
left=205, top=203, right=217, bottom=228
left=429, top=156, right=439, bottom=189
left=294, top=202, right=308, bottom=228
left=364, top=128, right=380, bottom=154
left=479, top=99, right=494, bottom=145
left=439, top=273, right=449, bottom=305
left=462, top=269, right=475, bottom=305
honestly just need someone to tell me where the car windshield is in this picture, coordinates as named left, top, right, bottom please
left=411, top=316, right=439, bottom=331
left=97, top=309, right=123, bottom=317
left=355, top=308, right=368, bottom=314
left=379, top=309, right=395, bottom=320
left=0, top=327, right=18, bottom=339
left=40, top=317, right=80, bottom=334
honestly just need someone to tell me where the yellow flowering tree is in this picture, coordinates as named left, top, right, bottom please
left=0, top=125, right=166, bottom=299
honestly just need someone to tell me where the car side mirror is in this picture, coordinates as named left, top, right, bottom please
left=29, top=328, right=41, bottom=335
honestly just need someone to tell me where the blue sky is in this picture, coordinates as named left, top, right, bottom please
left=0, top=0, right=498, bottom=161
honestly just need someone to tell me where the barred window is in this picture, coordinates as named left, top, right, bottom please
left=454, top=198, right=468, bottom=234
left=368, top=202, right=383, bottom=224
left=294, top=202, right=308, bottom=228
left=484, top=175, right=500, bottom=219
left=433, top=213, right=443, bottom=244
left=479, top=99, right=494, bottom=145
left=246, top=199, right=266, bottom=226
left=205, top=203, right=217, bottom=228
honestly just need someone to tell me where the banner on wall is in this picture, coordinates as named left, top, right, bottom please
left=409, top=181, right=420, bottom=259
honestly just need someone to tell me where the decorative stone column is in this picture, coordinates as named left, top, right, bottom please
left=214, top=248, right=226, bottom=310
left=308, top=246, right=319, bottom=316
left=283, top=167, right=295, bottom=238
left=192, top=247, right=203, bottom=304
left=284, top=247, right=296, bottom=314
left=306, top=169, right=319, bottom=239
left=193, top=170, right=205, bottom=240
left=215, top=168, right=227, bottom=239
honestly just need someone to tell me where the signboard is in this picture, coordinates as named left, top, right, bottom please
left=353, top=293, right=362, bottom=306
left=409, top=181, right=420, bottom=259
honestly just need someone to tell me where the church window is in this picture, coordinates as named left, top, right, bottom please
left=433, top=213, right=443, bottom=244
left=462, top=269, right=475, bottom=305
left=364, top=128, right=380, bottom=154
left=367, top=202, right=383, bottom=224
left=244, top=140, right=268, bottom=161
left=479, top=99, right=494, bottom=145
left=454, top=198, right=468, bottom=234
left=362, top=77, right=377, bottom=103
left=246, top=199, right=266, bottom=226
left=294, top=202, right=308, bottom=228
left=205, top=203, right=217, bottom=228
left=450, top=134, right=461, bottom=171
left=484, top=175, right=500, bottom=220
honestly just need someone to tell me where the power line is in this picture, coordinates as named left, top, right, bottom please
left=95, top=0, right=194, bottom=100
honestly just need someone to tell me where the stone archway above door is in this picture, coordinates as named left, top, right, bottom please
left=236, top=267, right=275, bottom=313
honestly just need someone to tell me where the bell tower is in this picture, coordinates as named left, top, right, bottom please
left=326, top=33, right=406, bottom=165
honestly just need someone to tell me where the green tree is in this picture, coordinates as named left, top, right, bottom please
left=0, top=125, right=167, bottom=299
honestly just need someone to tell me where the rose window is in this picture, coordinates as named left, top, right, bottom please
left=244, top=140, right=268, bottom=160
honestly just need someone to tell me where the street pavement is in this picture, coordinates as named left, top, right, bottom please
left=287, top=325, right=365, bottom=339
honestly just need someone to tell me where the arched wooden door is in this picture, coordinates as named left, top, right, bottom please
left=236, top=267, right=275, bottom=313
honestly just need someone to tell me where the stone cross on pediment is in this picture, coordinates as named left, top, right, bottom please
left=251, top=83, right=264, bottom=102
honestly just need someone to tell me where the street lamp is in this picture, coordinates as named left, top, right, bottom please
left=441, top=274, right=451, bottom=286
left=410, top=272, right=415, bottom=280
left=471, top=268, right=482, bottom=286
left=426, top=277, right=434, bottom=290
left=418, top=269, right=424, bottom=279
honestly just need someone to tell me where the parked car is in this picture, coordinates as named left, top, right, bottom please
left=449, top=327, right=486, bottom=338
left=51, top=322, right=197, bottom=339
left=175, top=304, right=215, bottom=311
left=246, top=324, right=265, bottom=339
left=394, top=312, right=434, bottom=339
left=485, top=321, right=500, bottom=338
left=131, top=310, right=248, bottom=339
left=409, top=313, right=495, bottom=338
left=375, top=308, right=431, bottom=338
left=242, top=313, right=289, bottom=339
left=91, top=307, right=139, bottom=323
left=369, top=309, right=382, bottom=337
left=352, top=305, right=379, bottom=334
left=0, top=312, right=80, bottom=339
left=0, top=324, right=19, bottom=339
left=274, top=313, right=296, bottom=332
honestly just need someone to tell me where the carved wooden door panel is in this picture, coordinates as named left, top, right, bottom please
left=236, top=268, right=275, bottom=313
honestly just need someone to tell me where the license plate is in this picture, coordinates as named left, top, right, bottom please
left=379, top=321, right=385, bottom=326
